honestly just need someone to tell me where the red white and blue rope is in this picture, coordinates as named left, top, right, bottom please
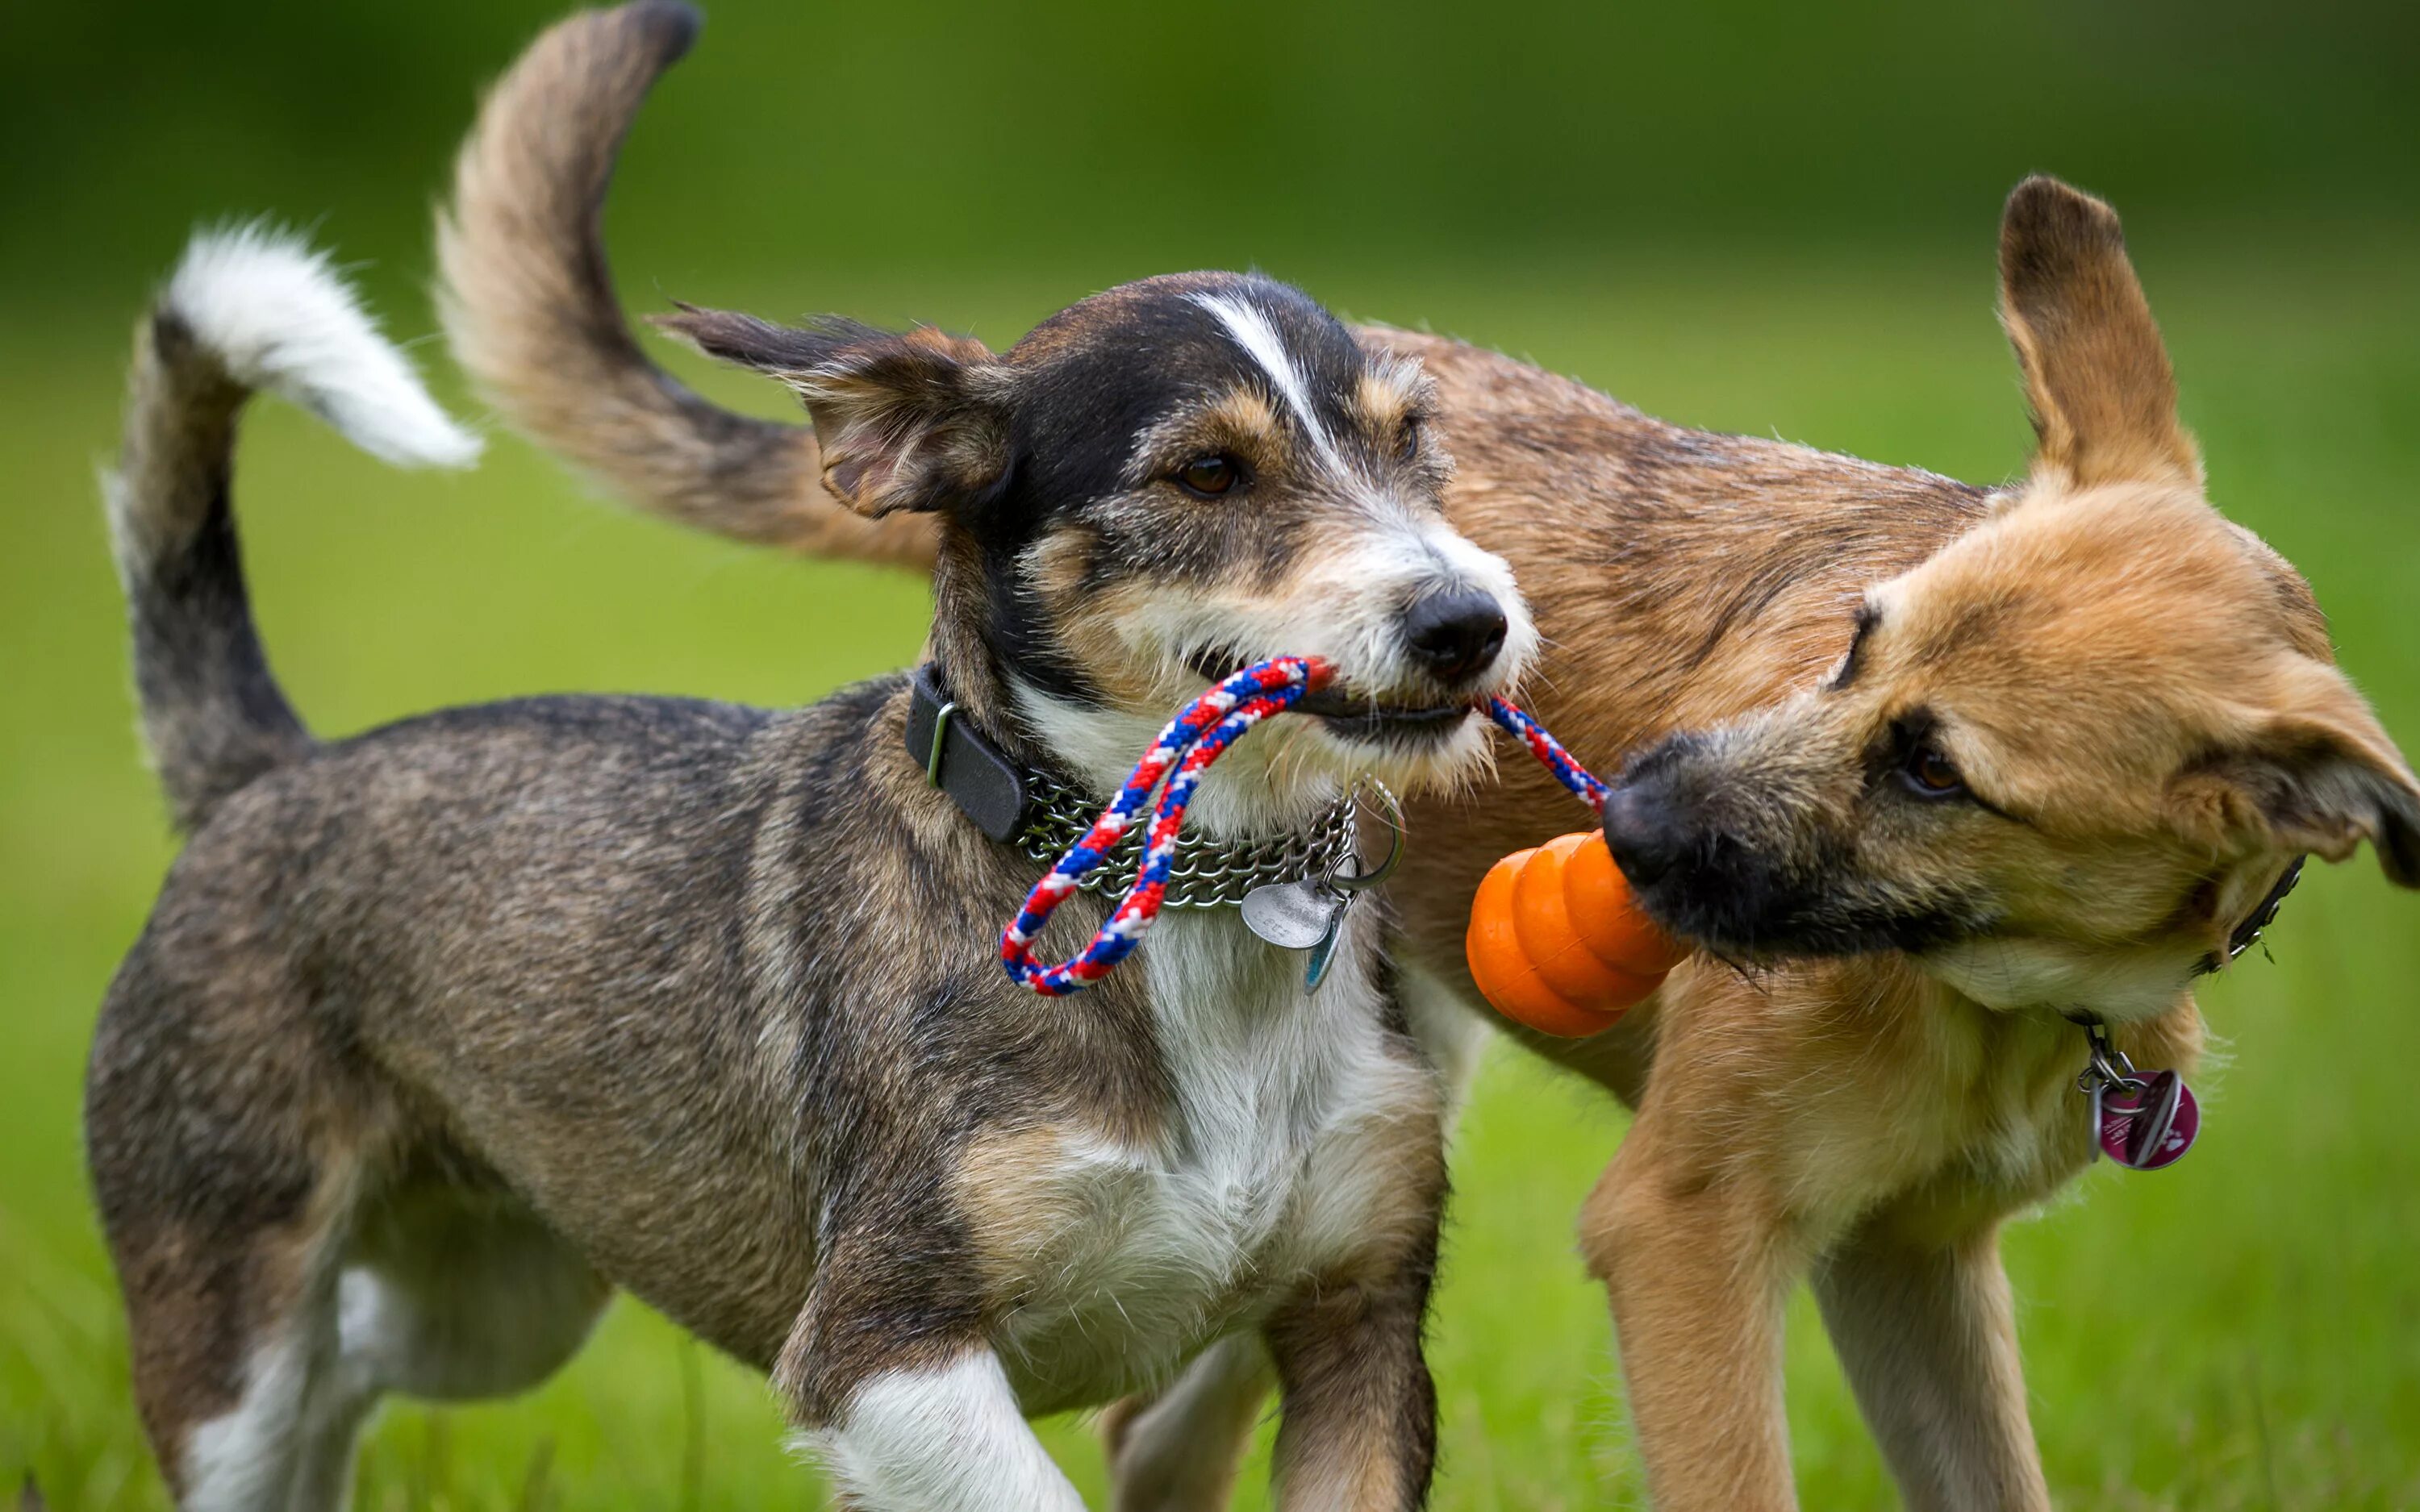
left=1001, top=656, right=1331, bottom=996
left=1482, top=695, right=1609, bottom=815
left=999, top=660, right=1610, bottom=996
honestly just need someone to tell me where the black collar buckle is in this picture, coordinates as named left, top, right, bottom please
left=906, top=664, right=1033, bottom=843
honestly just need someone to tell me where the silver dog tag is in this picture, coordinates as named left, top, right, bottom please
left=1242, top=879, right=1353, bottom=993
left=1241, top=781, right=1400, bottom=993
left=1303, top=908, right=1346, bottom=991
left=1241, top=878, right=1344, bottom=951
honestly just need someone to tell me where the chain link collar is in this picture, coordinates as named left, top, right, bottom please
left=1014, top=764, right=1358, bottom=909
left=905, top=663, right=1361, bottom=909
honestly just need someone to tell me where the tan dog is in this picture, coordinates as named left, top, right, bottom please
left=439, top=7, right=2420, bottom=1507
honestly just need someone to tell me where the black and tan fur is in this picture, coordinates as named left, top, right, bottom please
left=437, top=8, right=2420, bottom=1508
left=85, top=114, right=1542, bottom=1506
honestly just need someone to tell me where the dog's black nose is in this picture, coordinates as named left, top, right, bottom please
left=1402, top=590, right=1508, bottom=685
left=1601, top=781, right=1689, bottom=889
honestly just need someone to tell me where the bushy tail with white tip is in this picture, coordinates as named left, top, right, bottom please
left=104, top=225, right=481, bottom=831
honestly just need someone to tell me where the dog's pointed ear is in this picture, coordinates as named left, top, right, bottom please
left=653, top=307, right=1008, bottom=518
left=2174, top=664, right=2420, bottom=886
left=1998, top=176, right=2201, bottom=490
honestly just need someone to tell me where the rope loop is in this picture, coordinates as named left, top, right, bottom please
left=1000, top=656, right=1329, bottom=995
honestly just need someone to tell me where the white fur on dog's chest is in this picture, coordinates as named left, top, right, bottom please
left=992, top=907, right=1433, bottom=1411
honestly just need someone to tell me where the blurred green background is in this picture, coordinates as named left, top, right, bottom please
left=6, top=1, right=2418, bottom=1507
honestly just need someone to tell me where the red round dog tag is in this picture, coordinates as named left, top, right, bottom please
left=2094, top=1069, right=2199, bottom=1170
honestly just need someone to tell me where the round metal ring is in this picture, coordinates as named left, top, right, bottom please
left=1329, top=779, right=1404, bottom=893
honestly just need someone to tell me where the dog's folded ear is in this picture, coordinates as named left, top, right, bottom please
left=1998, top=176, right=2203, bottom=491
left=2174, top=666, right=2420, bottom=887
left=653, top=308, right=1008, bottom=518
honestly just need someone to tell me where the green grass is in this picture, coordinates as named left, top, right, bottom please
left=6, top=240, right=2419, bottom=1509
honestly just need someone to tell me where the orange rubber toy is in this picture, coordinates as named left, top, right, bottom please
left=1465, top=831, right=1688, bottom=1036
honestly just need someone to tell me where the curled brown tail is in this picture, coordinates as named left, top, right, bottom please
left=436, top=0, right=940, bottom=569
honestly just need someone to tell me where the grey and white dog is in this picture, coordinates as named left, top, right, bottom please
left=85, top=181, right=1536, bottom=1509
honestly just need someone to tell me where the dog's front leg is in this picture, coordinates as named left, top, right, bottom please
left=1259, top=1276, right=1437, bottom=1512
left=791, top=1343, right=1082, bottom=1512
left=781, top=1274, right=1082, bottom=1512
left=1810, top=1218, right=2050, bottom=1512
left=1580, top=1132, right=1803, bottom=1511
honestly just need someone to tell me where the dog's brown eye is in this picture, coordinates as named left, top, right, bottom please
left=1175, top=455, right=1240, bottom=498
left=1398, top=417, right=1424, bottom=462
left=1905, top=744, right=1965, bottom=797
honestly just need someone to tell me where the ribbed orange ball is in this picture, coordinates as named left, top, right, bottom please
left=1464, top=831, right=1684, bottom=1037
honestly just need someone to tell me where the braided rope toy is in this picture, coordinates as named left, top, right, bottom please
left=1480, top=695, right=1608, bottom=815
left=1000, top=658, right=1646, bottom=1002
left=1002, top=656, right=1329, bottom=995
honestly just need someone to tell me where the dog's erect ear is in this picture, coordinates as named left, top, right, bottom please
left=1998, top=176, right=2201, bottom=490
left=2175, top=667, right=2420, bottom=887
left=653, top=308, right=1008, bottom=518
